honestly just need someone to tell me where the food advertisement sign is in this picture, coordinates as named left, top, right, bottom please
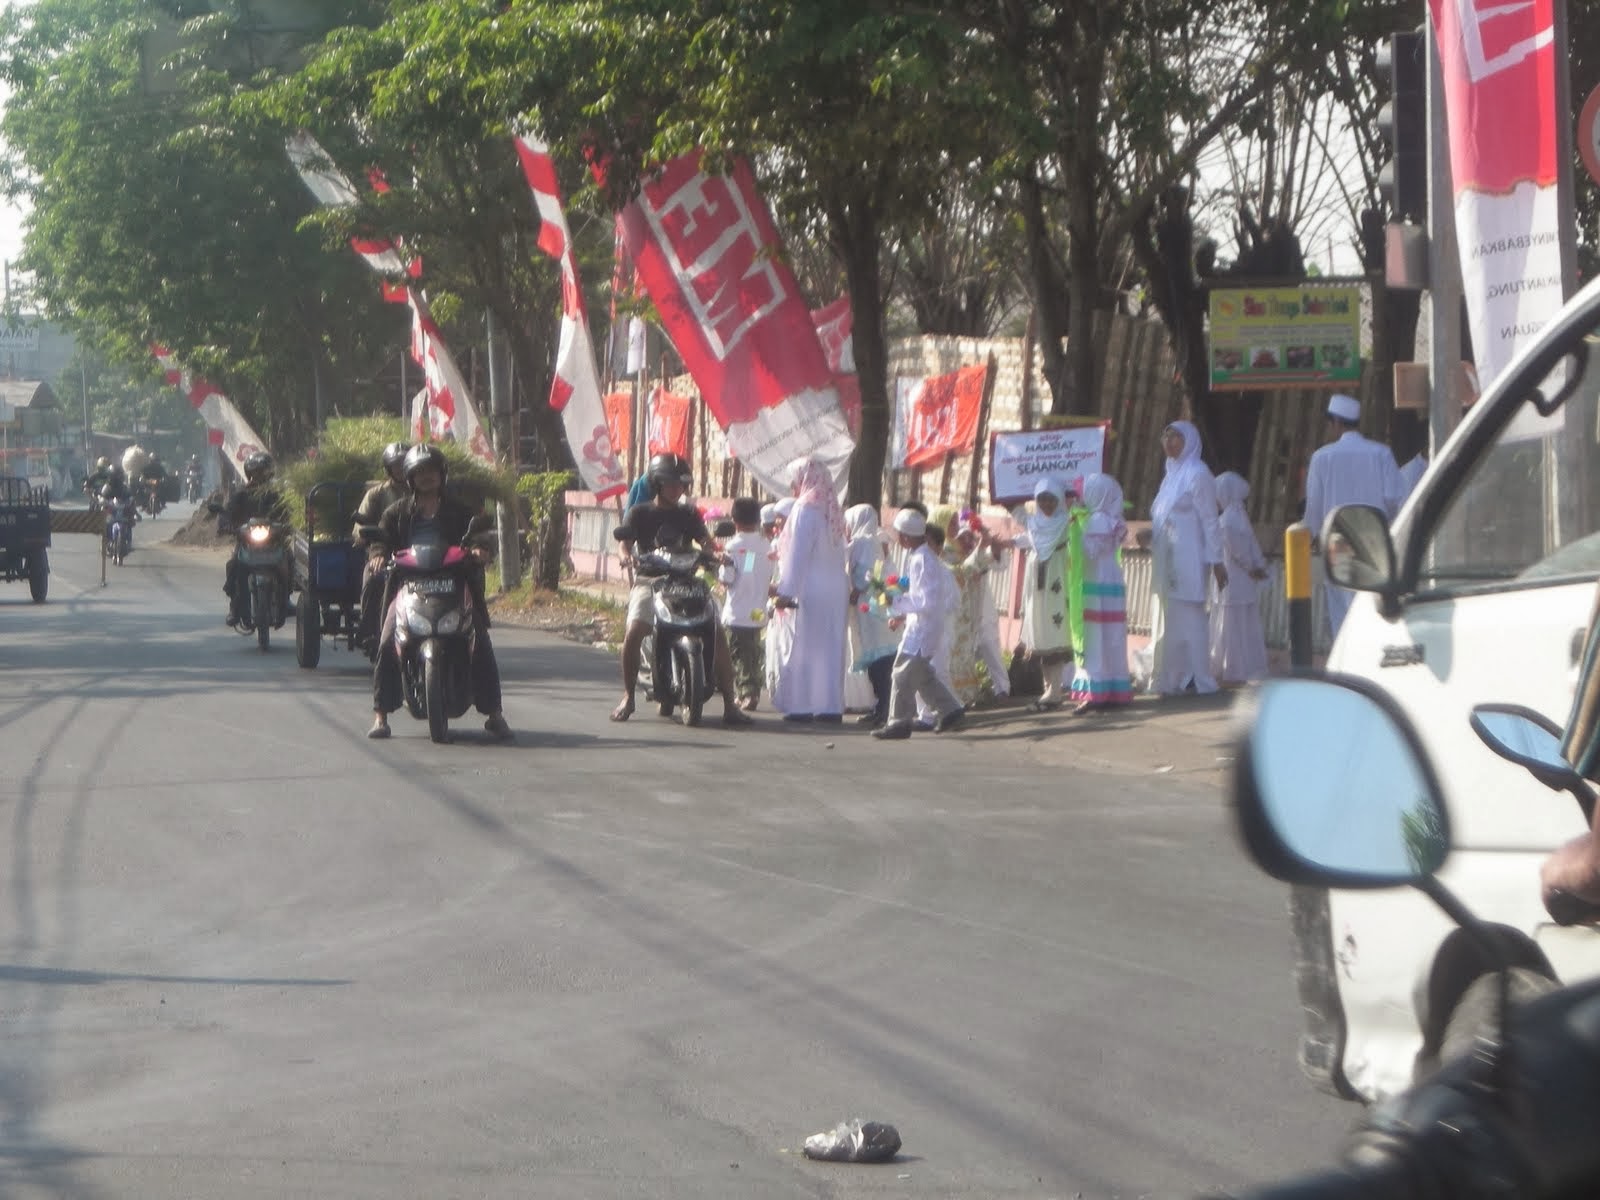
left=1208, top=285, right=1361, bottom=390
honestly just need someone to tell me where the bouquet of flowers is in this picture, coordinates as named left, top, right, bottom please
left=858, top=560, right=909, bottom=614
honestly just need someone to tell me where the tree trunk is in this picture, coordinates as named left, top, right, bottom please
left=829, top=193, right=889, bottom=507
left=1019, top=170, right=1070, bottom=416
left=1062, top=183, right=1100, bottom=417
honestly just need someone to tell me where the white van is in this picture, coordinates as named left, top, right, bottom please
left=1298, top=275, right=1600, bottom=1102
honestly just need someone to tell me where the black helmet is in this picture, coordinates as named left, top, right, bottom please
left=402, top=443, right=447, bottom=490
left=381, top=441, right=409, bottom=471
left=243, top=451, right=274, bottom=484
left=647, top=452, right=692, bottom=495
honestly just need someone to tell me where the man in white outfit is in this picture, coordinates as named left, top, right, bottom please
left=1302, top=392, right=1407, bottom=639
left=873, top=509, right=965, bottom=740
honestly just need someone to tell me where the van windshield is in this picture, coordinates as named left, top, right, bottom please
left=1419, top=330, right=1600, bottom=590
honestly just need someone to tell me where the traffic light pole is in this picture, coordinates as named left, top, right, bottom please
left=1425, top=18, right=1462, bottom=460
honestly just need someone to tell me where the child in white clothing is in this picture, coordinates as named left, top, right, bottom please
left=1209, top=472, right=1270, bottom=684
left=719, top=498, right=776, bottom=710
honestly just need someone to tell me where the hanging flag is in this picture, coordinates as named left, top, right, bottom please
left=513, top=131, right=628, bottom=499
left=409, top=387, right=430, bottom=442
left=811, top=297, right=855, bottom=373
left=151, top=344, right=267, bottom=482
left=646, top=387, right=693, bottom=458
left=1427, top=0, right=1567, bottom=390
left=901, top=363, right=989, bottom=469
left=604, top=391, right=633, bottom=463
left=615, top=152, right=854, bottom=497
left=626, top=317, right=647, bottom=376
left=286, top=129, right=496, bottom=465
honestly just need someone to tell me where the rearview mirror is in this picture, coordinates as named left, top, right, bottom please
left=1323, top=504, right=1396, bottom=593
left=1235, top=676, right=1449, bottom=887
left=1470, top=703, right=1594, bottom=821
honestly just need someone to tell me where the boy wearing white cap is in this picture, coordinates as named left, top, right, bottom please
left=872, top=507, right=965, bottom=739
left=1302, top=392, right=1407, bottom=637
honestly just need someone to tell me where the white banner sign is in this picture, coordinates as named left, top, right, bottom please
left=0, top=325, right=40, bottom=355
left=988, top=425, right=1107, bottom=506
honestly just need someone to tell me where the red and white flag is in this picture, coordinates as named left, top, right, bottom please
left=286, top=130, right=495, bottom=465
left=152, top=344, right=268, bottom=481
left=616, top=152, right=854, bottom=498
left=1428, top=0, right=1567, bottom=389
left=513, top=132, right=628, bottom=499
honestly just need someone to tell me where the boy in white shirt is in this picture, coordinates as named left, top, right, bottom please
left=873, top=508, right=965, bottom=740
left=718, top=497, right=775, bottom=712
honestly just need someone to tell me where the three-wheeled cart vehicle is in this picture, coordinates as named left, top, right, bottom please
left=0, top=477, right=50, bottom=603
left=294, top=481, right=371, bottom=669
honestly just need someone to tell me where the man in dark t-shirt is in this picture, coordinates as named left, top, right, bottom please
left=612, top=453, right=751, bottom=728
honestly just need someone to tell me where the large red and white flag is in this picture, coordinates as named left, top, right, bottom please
left=152, top=344, right=268, bottom=482
left=512, top=132, right=628, bottom=499
left=616, top=153, right=854, bottom=497
left=1428, top=0, right=1567, bottom=389
left=286, top=131, right=495, bottom=466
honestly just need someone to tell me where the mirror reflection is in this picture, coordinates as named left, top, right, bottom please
left=1472, top=709, right=1567, bottom=771
left=1250, top=679, right=1447, bottom=882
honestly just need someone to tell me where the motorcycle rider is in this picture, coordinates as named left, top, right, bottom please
left=101, top=480, right=138, bottom=554
left=183, top=454, right=203, bottom=500
left=223, top=451, right=290, bottom=628
left=352, top=441, right=410, bottom=653
left=366, top=444, right=512, bottom=742
left=611, top=452, right=753, bottom=728
left=138, top=453, right=169, bottom=512
left=84, top=456, right=114, bottom=499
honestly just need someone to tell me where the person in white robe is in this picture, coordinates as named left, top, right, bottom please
left=1011, top=477, right=1073, bottom=709
left=1302, top=392, right=1407, bottom=638
left=871, top=509, right=964, bottom=739
left=1209, top=471, right=1270, bottom=685
left=764, top=496, right=796, bottom=700
left=1150, top=420, right=1224, bottom=696
left=771, top=459, right=849, bottom=721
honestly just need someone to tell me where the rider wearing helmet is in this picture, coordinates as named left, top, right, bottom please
left=366, top=444, right=512, bottom=741
left=138, top=453, right=169, bottom=514
left=610, top=452, right=752, bottom=727
left=222, top=452, right=290, bottom=627
left=352, top=442, right=412, bottom=652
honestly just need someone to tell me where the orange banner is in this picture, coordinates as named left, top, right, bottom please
left=647, top=387, right=692, bottom=458
left=903, top=362, right=988, bottom=470
left=604, top=391, right=633, bottom=464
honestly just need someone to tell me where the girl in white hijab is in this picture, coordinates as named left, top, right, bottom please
left=1149, top=421, right=1225, bottom=696
left=771, top=457, right=849, bottom=721
left=843, top=504, right=900, bottom=726
left=1011, top=476, right=1073, bottom=709
left=1069, top=473, right=1133, bottom=713
left=1209, top=471, right=1270, bottom=684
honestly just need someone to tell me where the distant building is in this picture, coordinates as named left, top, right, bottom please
left=0, top=318, right=77, bottom=385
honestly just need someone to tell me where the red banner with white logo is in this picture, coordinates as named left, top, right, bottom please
left=647, top=387, right=692, bottom=458
left=1428, top=0, right=1567, bottom=390
left=616, top=153, right=853, bottom=496
left=902, top=363, right=989, bottom=470
left=604, top=391, right=633, bottom=465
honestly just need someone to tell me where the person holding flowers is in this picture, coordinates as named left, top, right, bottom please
left=1011, top=477, right=1074, bottom=710
left=844, top=504, right=901, bottom=728
left=1068, top=473, right=1133, bottom=713
left=931, top=505, right=1010, bottom=707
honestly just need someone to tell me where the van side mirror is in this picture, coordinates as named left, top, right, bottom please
left=1323, top=504, right=1397, bottom=595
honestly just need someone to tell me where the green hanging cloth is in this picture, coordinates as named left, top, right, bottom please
left=1066, top=503, right=1088, bottom=659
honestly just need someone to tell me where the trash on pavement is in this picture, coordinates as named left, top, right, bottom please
left=802, top=1118, right=902, bottom=1163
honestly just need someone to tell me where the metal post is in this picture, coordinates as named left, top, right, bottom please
left=1425, top=18, right=1462, bottom=461
left=80, top=360, right=91, bottom=455
left=1285, top=523, right=1314, bottom=670
left=485, top=313, right=522, bottom=589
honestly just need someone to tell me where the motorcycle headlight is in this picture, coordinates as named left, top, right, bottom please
left=405, top=609, right=434, bottom=636
left=436, top=610, right=463, bottom=635
left=246, top=525, right=272, bottom=545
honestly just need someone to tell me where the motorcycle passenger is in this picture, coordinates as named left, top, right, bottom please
left=352, top=441, right=410, bottom=653
left=366, top=444, right=512, bottom=742
left=223, top=452, right=291, bottom=628
left=97, top=463, right=132, bottom=503
left=101, top=482, right=138, bottom=552
left=611, top=452, right=753, bottom=728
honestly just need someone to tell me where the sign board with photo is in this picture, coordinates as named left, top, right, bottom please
left=988, top=424, right=1108, bottom=507
left=1208, top=284, right=1362, bottom=390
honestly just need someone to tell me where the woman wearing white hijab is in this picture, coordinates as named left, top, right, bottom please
left=770, top=457, right=849, bottom=721
left=1149, top=421, right=1225, bottom=696
left=1069, top=473, right=1133, bottom=712
left=1011, top=477, right=1073, bottom=709
left=844, top=504, right=900, bottom=726
left=1209, top=471, right=1270, bottom=684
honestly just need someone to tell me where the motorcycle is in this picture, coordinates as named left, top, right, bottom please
left=184, top=469, right=202, bottom=503
left=1221, top=674, right=1600, bottom=1199
left=103, top=496, right=137, bottom=565
left=83, top=478, right=104, bottom=513
left=635, top=539, right=719, bottom=726
left=373, top=530, right=485, bottom=744
left=138, top=477, right=166, bottom=518
left=231, top=516, right=294, bottom=651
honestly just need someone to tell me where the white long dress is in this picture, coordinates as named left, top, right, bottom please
left=1150, top=422, right=1222, bottom=696
left=771, top=501, right=849, bottom=717
left=1210, top=482, right=1270, bottom=684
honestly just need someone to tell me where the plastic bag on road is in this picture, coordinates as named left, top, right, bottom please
left=802, top=1118, right=901, bottom=1163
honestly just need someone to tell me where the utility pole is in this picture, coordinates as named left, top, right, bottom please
left=1424, top=18, right=1462, bottom=459
left=485, top=313, right=522, bottom=589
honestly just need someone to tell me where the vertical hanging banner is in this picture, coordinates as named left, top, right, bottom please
left=900, top=363, right=990, bottom=469
left=285, top=130, right=495, bottom=466
left=1427, top=0, right=1566, bottom=390
left=153, top=345, right=268, bottom=481
left=616, top=153, right=854, bottom=497
left=512, top=132, right=628, bottom=499
left=646, top=387, right=693, bottom=458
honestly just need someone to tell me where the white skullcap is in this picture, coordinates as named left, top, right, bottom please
left=1327, top=393, right=1361, bottom=423
left=760, top=503, right=777, bottom=525
left=892, top=509, right=926, bottom=536
left=774, top=498, right=795, bottom=517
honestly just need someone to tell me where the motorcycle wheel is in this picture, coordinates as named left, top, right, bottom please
left=295, top=590, right=321, bottom=669
left=253, top=579, right=271, bottom=651
left=425, top=653, right=449, bottom=744
left=28, top=550, right=47, bottom=603
left=683, top=643, right=705, bottom=727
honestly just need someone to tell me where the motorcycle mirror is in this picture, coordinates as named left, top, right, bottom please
left=1234, top=675, right=1451, bottom=888
left=1470, top=704, right=1596, bottom=822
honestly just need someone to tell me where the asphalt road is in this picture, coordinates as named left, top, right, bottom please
left=0, top=505, right=1355, bottom=1199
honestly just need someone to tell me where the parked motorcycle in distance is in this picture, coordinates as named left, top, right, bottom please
left=103, top=496, right=137, bottom=566
left=366, top=527, right=485, bottom=744
left=1217, top=675, right=1600, bottom=1199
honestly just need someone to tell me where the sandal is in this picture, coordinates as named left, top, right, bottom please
left=609, top=698, right=635, bottom=723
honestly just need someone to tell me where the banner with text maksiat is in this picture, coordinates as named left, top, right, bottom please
left=617, top=153, right=854, bottom=497
left=988, top=425, right=1107, bottom=507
